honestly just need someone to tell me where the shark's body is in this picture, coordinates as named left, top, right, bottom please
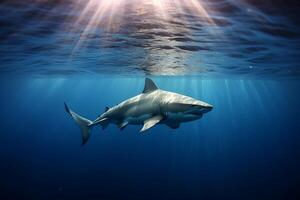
left=65, top=78, right=213, bottom=145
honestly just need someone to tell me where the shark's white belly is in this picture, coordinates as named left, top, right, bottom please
left=126, top=114, right=153, bottom=124
left=108, top=94, right=161, bottom=124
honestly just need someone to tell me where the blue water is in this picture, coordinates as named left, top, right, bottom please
left=1, top=0, right=300, bottom=199
left=1, top=77, right=300, bottom=199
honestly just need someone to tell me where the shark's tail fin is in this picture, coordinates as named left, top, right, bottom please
left=64, top=102, right=92, bottom=145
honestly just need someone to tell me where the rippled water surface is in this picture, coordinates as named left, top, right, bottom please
left=0, top=0, right=299, bottom=77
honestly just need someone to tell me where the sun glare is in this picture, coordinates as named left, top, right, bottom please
left=71, top=0, right=215, bottom=37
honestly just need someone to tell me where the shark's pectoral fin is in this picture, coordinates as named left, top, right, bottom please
left=165, top=122, right=180, bottom=129
left=118, top=121, right=128, bottom=130
left=140, top=115, right=163, bottom=132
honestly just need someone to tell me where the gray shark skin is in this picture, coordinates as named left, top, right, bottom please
left=65, top=78, right=213, bottom=145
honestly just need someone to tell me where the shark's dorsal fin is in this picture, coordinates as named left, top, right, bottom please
left=143, top=78, right=158, bottom=93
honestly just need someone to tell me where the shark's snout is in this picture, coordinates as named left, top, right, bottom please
left=201, top=104, right=213, bottom=113
left=185, top=103, right=213, bottom=115
left=193, top=102, right=213, bottom=114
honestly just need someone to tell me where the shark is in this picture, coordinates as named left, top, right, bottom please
left=65, top=78, right=213, bottom=145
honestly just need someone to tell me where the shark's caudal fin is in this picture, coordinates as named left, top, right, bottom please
left=143, top=78, right=158, bottom=93
left=64, top=102, right=92, bottom=145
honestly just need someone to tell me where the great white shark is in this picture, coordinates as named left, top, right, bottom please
left=65, top=78, right=213, bottom=145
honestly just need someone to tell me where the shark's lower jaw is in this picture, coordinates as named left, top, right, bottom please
left=184, top=107, right=211, bottom=115
left=189, top=111, right=204, bottom=116
left=164, top=111, right=203, bottom=123
left=200, top=107, right=213, bottom=114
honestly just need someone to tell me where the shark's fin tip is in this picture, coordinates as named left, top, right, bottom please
left=64, top=102, right=70, bottom=114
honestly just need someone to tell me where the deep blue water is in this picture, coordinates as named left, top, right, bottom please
left=1, top=77, right=300, bottom=199
left=1, top=0, right=300, bottom=199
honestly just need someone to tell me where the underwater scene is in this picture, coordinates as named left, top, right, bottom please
left=0, top=0, right=300, bottom=199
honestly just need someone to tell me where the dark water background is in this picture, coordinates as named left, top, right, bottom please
left=0, top=0, right=300, bottom=199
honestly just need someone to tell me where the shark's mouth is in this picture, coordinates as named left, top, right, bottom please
left=189, top=104, right=213, bottom=114
left=189, top=111, right=203, bottom=116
